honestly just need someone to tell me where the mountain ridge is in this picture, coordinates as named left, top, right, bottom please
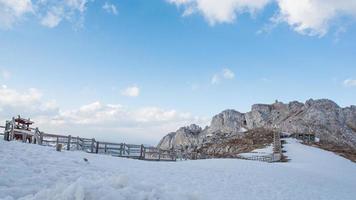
left=157, top=99, right=356, bottom=159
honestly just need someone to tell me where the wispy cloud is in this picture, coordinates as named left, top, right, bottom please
left=0, top=0, right=33, bottom=29
left=168, top=0, right=271, bottom=26
left=211, top=74, right=220, bottom=85
left=343, top=79, right=356, bottom=87
left=103, top=2, right=118, bottom=15
left=0, top=0, right=89, bottom=29
left=0, top=69, right=11, bottom=80
left=222, top=68, right=235, bottom=79
left=121, top=86, right=140, bottom=97
left=211, top=68, right=235, bottom=85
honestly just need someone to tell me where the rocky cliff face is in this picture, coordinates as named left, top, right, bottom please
left=157, top=124, right=202, bottom=150
left=157, top=99, right=356, bottom=153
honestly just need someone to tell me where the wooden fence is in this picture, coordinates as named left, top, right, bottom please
left=36, top=132, right=176, bottom=161
left=1, top=124, right=176, bottom=161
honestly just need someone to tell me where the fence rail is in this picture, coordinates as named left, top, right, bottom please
left=1, top=124, right=176, bottom=161
left=36, top=132, right=176, bottom=161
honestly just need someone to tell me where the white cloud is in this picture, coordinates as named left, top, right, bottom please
left=0, top=0, right=89, bottom=29
left=168, top=0, right=356, bottom=36
left=211, top=74, right=220, bottom=85
left=211, top=68, right=235, bottom=85
left=274, top=0, right=356, bottom=37
left=38, top=0, right=88, bottom=28
left=50, top=102, right=209, bottom=143
left=0, top=86, right=209, bottom=144
left=121, top=86, right=140, bottom=97
left=0, top=0, right=33, bottom=29
left=103, top=2, right=118, bottom=15
left=343, top=79, right=356, bottom=87
left=222, top=68, right=235, bottom=79
left=40, top=11, right=62, bottom=28
left=0, top=86, right=58, bottom=117
left=168, top=0, right=271, bottom=25
left=0, top=69, right=11, bottom=80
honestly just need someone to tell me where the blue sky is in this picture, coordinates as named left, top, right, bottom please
left=0, top=0, right=355, bottom=144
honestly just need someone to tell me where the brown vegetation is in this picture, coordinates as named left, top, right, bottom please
left=197, top=128, right=275, bottom=158
left=311, top=142, right=356, bottom=163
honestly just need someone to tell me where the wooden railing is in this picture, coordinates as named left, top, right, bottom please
left=1, top=124, right=176, bottom=161
left=31, top=131, right=176, bottom=161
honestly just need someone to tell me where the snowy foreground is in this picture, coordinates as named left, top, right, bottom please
left=1, top=139, right=355, bottom=200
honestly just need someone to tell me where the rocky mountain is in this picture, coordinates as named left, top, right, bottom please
left=157, top=99, right=356, bottom=157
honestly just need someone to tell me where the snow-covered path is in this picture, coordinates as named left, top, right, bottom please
left=0, top=139, right=355, bottom=200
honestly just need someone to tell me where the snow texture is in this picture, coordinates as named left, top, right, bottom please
left=0, top=139, right=355, bottom=200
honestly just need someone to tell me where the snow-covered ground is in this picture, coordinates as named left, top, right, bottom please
left=0, top=138, right=355, bottom=200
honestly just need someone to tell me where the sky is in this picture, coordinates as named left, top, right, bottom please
left=0, top=0, right=356, bottom=145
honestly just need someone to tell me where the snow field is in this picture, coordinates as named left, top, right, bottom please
left=0, top=139, right=355, bottom=200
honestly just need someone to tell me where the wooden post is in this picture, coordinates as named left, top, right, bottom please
left=76, top=136, right=80, bottom=150
left=39, top=132, right=43, bottom=145
left=140, top=144, right=144, bottom=159
left=119, top=143, right=123, bottom=156
left=81, top=138, right=85, bottom=151
left=56, top=136, right=59, bottom=146
left=96, top=141, right=99, bottom=154
left=121, top=143, right=125, bottom=156
left=56, top=144, right=62, bottom=152
left=143, top=147, right=146, bottom=160
left=127, top=146, right=130, bottom=156
left=104, top=144, right=107, bottom=153
left=10, top=117, right=15, bottom=141
left=91, top=138, right=95, bottom=153
left=22, top=132, right=27, bottom=143
left=67, top=135, right=71, bottom=151
left=4, top=121, right=9, bottom=141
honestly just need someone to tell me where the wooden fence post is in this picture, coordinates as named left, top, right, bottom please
left=104, top=144, right=107, bottom=153
left=22, top=132, right=27, bottom=143
left=10, top=117, right=15, bottom=141
left=91, top=138, right=95, bottom=153
left=140, top=144, right=144, bottom=159
left=96, top=141, right=99, bottom=154
left=81, top=139, right=85, bottom=151
left=67, top=135, right=71, bottom=150
left=121, top=143, right=125, bottom=156
left=76, top=136, right=79, bottom=150
left=143, top=146, right=146, bottom=160
left=39, top=132, right=43, bottom=145
left=4, top=121, right=9, bottom=141
left=56, top=136, right=59, bottom=146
